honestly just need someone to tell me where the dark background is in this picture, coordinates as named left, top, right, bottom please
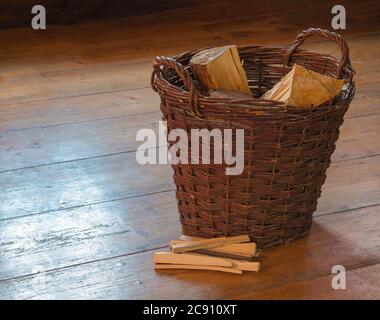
left=0, top=0, right=194, bottom=28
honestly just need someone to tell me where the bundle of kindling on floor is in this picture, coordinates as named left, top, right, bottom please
left=153, top=235, right=260, bottom=275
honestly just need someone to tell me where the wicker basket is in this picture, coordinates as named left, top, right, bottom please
left=151, top=28, right=355, bottom=248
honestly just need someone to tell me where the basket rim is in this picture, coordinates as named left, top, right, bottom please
left=152, top=28, right=356, bottom=119
left=153, top=44, right=355, bottom=116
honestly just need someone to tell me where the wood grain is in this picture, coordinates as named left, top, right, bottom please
left=171, top=236, right=250, bottom=253
left=2, top=148, right=380, bottom=221
left=177, top=237, right=257, bottom=256
left=154, top=263, right=243, bottom=275
left=0, top=0, right=379, bottom=299
left=0, top=152, right=173, bottom=220
left=153, top=252, right=234, bottom=267
left=1, top=204, right=379, bottom=299
left=0, top=191, right=179, bottom=280
left=1, top=100, right=380, bottom=174
left=0, top=98, right=379, bottom=173
left=190, top=45, right=250, bottom=93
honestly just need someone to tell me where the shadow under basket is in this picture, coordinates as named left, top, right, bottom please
left=151, top=28, right=355, bottom=248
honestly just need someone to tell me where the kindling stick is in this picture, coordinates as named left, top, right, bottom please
left=154, top=263, right=243, bottom=275
left=171, top=235, right=250, bottom=253
left=153, top=252, right=233, bottom=267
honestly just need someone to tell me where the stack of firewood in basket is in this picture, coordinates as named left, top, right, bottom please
left=189, top=45, right=344, bottom=106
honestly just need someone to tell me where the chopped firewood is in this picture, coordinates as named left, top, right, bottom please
left=187, top=253, right=260, bottom=272
left=195, top=249, right=254, bottom=260
left=229, top=259, right=260, bottom=272
left=170, top=240, right=253, bottom=260
left=176, top=236, right=256, bottom=257
left=154, top=263, right=242, bottom=274
left=171, top=235, right=250, bottom=254
left=190, top=45, right=250, bottom=94
left=209, top=89, right=252, bottom=99
left=153, top=252, right=233, bottom=267
left=200, top=243, right=256, bottom=257
left=153, top=235, right=260, bottom=275
left=261, top=64, right=344, bottom=108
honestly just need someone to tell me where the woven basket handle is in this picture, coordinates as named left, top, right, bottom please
left=284, top=28, right=352, bottom=79
left=151, top=56, right=203, bottom=118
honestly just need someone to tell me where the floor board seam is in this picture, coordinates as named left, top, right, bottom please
left=315, top=202, right=380, bottom=218
left=1, top=111, right=159, bottom=133
left=0, top=189, right=174, bottom=222
left=2, top=246, right=380, bottom=287
left=0, top=244, right=169, bottom=283
left=218, top=259, right=380, bottom=299
left=0, top=149, right=144, bottom=174
left=0, top=85, right=151, bottom=108
left=1, top=151, right=379, bottom=222
left=1, top=99, right=380, bottom=135
left=1, top=145, right=378, bottom=175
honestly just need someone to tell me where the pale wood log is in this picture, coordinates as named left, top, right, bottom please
left=230, top=260, right=260, bottom=272
left=261, top=64, right=344, bottom=107
left=190, top=45, right=250, bottom=94
left=154, top=263, right=242, bottom=274
left=171, top=235, right=250, bottom=253
left=187, top=253, right=261, bottom=272
left=170, top=240, right=253, bottom=260
left=193, top=249, right=253, bottom=261
left=153, top=252, right=233, bottom=267
left=176, top=237, right=256, bottom=256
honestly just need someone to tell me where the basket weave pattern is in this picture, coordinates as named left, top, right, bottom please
left=151, top=28, right=355, bottom=248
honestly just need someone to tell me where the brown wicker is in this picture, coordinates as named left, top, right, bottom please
left=151, top=28, right=355, bottom=248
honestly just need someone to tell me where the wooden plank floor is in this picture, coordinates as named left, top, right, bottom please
left=1, top=0, right=380, bottom=299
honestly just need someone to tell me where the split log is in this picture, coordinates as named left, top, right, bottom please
left=154, top=263, right=243, bottom=274
left=170, top=240, right=253, bottom=260
left=190, top=45, right=250, bottom=94
left=171, top=235, right=250, bottom=253
left=153, top=252, right=233, bottom=267
left=186, top=253, right=260, bottom=272
left=261, top=64, right=344, bottom=108
left=177, top=236, right=256, bottom=257
left=230, top=260, right=260, bottom=272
